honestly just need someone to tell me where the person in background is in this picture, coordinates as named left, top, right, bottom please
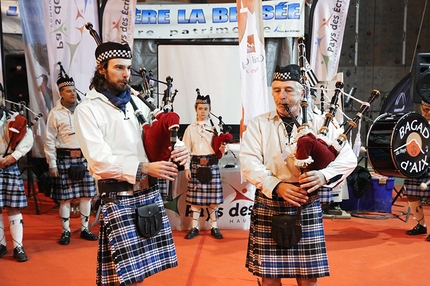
left=403, top=98, right=430, bottom=242
left=73, top=41, right=189, bottom=285
left=44, top=70, right=98, bottom=245
left=239, top=64, right=357, bottom=286
left=182, top=93, right=227, bottom=240
left=0, top=107, right=33, bottom=262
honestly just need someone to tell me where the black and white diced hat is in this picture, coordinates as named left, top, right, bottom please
left=57, top=65, right=75, bottom=90
left=272, top=64, right=301, bottom=83
left=95, top=42, right=132, bottom=65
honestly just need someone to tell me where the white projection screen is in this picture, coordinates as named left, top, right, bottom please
left=158, top=44, right=241, bottom=126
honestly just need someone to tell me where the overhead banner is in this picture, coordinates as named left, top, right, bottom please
left=134, top=0, right=304, bottom=39
left=309, top=0, right=350, bottom=82
left=237, top=0, right=269, bottom=130
left=101, top=0, right=137, bottom=47
left=42, top=0, right=98, bottom=105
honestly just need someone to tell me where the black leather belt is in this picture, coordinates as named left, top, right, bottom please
left=56, top=148, right=83, bottom=158
left=191, top=156, right=218, bottom=166
left=98, top=176, right=158, bottom=195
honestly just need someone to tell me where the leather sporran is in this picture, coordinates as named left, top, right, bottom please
left=196, top=167, right=212, bottom=184
left=271, top=208, right=302, bottom=248
left=135, top=203, right=162, bottom=238
left=68, top=164, right=86, bottom=181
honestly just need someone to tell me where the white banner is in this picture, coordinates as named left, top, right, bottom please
left=237, top=0, right=270, bottom=129
left=101, top=0, right=137, bottom=47
left=309, top=0, right=350, bottom=82
left=166, top=165, right=256, bottom=231
left=135, top=0, right=304, bottom=39
left=42, top=0, right=99, bottom=105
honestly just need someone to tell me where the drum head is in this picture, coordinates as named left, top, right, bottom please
left=367, top=112, right=430, bottom=178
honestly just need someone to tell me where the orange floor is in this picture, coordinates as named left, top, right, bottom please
left=0, top=190, right=429, bottom=286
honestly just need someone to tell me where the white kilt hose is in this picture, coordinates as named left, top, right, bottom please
left=0, top=163, right=27, bottom=209
left=403, top=168, right=430, bottom=198
left=97, top=185, right=178, bottom=286
left=246, top=190, right=329, bottom=279
left=186, top=155, right=223, bottom=206
left=51, top=155, right=96, bottom=201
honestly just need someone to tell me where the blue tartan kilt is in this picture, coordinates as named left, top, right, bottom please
left=246, top=191, right=330, bottom=279
left=318, top=187, right=333, bottom=204
left=157, top=178, right=168, bottom=199
left=51, top=156, right=96, bottom=201
left=0, top=163, right=27, bottom=209
left=404, top=171, right=430, bottom=198
left=97, top=186, right=178, bottom=286
left=186, top=156, right=223, bottom=206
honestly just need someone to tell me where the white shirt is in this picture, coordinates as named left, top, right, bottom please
left=44, top=101, right=79, bottom=169
left=73, top=88, right=150, bottom=184
left=239, top=109, right=357, bottom=199
left=182, top=119, right=215, bottom=170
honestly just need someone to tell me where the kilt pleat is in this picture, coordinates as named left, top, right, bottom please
left=96, top=186, right=177, bottom=286
left=246, top=191, right=330, bottom=279
left=51, top=157, right=96, bottom=200
left=0, top=164, right=27, bottom=209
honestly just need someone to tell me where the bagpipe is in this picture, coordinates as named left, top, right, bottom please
left=0, top=83, right=43, bottom=156
left=288, top=37, right=380, bottom=173
left=85, top=22, right=180, bottom=163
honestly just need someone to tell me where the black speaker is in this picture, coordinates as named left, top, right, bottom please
left=412, top=52, right=430, bottom=103
left=4, top=54, right=30, bottom=104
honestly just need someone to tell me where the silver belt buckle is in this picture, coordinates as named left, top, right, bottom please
left=70, top=150, right=81, bottom=158
left=116, top=190, right=134, bottom=196
left=134, top=176, right=149, bottom=191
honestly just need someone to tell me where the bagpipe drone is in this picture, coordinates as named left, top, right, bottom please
left=287, top=37, right=380, bottom=175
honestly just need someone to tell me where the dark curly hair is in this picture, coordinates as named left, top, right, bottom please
left=89, top=61, right=108, bottom=92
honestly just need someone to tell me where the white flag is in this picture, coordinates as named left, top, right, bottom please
left=309, top=0, right=350, bottom=82
left=236, top=0, right=269, bottom=133
left=101, top=0, right=137, bottom=47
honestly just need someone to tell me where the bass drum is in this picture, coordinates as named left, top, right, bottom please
left=367, top=112, right=430, bottom=178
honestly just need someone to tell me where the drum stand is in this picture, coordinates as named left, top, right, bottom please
left=21, top=152, right=40, bottom=215
left=392, top=185, right=411, bottom=222
left=392, top=185, right=405, bottom=206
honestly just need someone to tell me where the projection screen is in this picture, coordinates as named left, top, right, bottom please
left=158, top=44, right=242, bottom=126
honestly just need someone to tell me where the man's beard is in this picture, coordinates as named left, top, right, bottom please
left=105, top=74, right=128, bottom=94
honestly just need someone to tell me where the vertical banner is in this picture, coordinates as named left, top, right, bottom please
left=100, top=0, right=137, bottom=46
left=236, top=0, right=269, bottom=133
left=42, top=0, right=99, bottom=105
left=308, top=0, right=350, bottom=82
left=18, top=0, right=49, bottom=157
